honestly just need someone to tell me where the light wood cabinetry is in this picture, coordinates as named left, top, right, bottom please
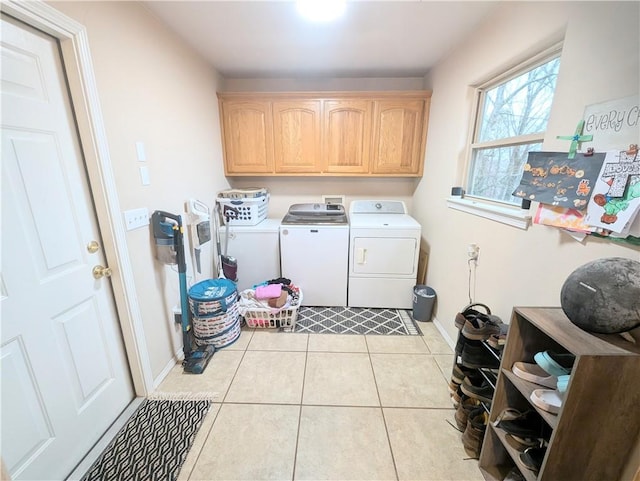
left=479, top=307, right=640, bottom=481
left=219, top=100, right=273, bottom=174
left=217, top=91, right=431, bottom=176
left=323, top=99, right=372, bottom=174
left=371, top=99, right=427, bottom=175
left=272, top=100, right=321, bottom=173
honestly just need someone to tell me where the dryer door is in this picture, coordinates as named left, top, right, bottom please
left=351, top=237, right=417, bottom=276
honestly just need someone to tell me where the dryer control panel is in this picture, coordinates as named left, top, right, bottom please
left=350, top=200, right=407, bottom=214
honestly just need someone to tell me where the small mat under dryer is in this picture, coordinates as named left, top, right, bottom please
left=294, top=307, right=421, bottom=335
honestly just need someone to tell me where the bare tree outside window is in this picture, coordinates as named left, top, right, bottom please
left=467, top=56, right=561, bottom=205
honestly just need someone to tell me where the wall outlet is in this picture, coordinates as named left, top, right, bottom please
left=124, top=207, right=150, bottom=230
left=468, top=243, right=480, bottom=261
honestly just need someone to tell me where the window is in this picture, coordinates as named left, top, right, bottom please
left=465, top=47, right=562, bottom=207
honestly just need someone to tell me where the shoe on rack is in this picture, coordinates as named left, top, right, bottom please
left=530, top=388, right=563, bottom=414
left=450, top=384, right=463, bottom=407
left=520, top=446, right=547, bottom=473
left=461, top=340, right=501, bottom=369
left=504, top=466, right=526, bottom=481
left=454, top=394, right=480, bottom=431
left=454, top=303, right=493, bottom=330
left=454, top=332, right=467, bottom=356
left=533, top=350, right=575, bottom=377
left=504, top=432, right=544, bottom=451
left=512, top=362, right=558, bottom=388
left=493, top=408, right=545, bottom=440
left=461, top=406, right=488, bottom=459
left=487, top=332, right=507, bottom=350
left=461, top=375, right=494, bottom=404
left=451, top=362, right=477, bottom=385
left=461, top=315, right=503, bottom=341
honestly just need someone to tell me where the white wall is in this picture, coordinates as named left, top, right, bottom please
left=51, top=1, right=230, bottom=382
left=416, top=1, right=640, bottom=348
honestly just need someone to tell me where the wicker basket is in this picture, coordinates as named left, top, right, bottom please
left=239, top=290, right=302, bottom=332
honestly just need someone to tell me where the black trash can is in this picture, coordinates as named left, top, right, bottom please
left=413, top=285, right=436, bottom=322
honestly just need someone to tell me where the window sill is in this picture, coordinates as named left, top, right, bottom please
left=446, top=197, right=532, bottom=230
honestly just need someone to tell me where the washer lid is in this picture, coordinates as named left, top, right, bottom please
left=282, top=203, right=348, bottom=225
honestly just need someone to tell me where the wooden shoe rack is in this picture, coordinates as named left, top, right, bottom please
left=479, top=307, right=640, bottom=481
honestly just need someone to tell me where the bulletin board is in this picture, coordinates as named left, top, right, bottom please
left=514, top=94, right=640, bottom=245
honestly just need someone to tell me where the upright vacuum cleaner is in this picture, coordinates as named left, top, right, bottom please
left=152, top=210, right=215, bottom=374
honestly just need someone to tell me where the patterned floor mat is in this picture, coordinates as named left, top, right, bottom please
left=294, top=307, right=421, bottom=335
left=81, top=398, right=210, bottom=481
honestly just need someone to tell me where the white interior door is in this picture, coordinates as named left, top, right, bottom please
left=1, top=16, right=133, bottom=480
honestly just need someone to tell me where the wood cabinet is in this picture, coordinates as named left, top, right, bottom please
left=219, top=100, right=273, bottom=174
left=217, top=91, right=430, bottom=176
left=479, top=307, right=640, bottom=481
left=371, top=99, right=427, bottom=175
left=323, top=99, right=372, bottom=174
left=272, top=100, right=321, bottom=173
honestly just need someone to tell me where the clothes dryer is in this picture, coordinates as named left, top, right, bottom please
left=348, top=200, right=421, bottom=309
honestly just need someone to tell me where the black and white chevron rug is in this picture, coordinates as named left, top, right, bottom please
left=294, top=307, right=421, bottom=335
left=81, top=398, right=210, bottom=481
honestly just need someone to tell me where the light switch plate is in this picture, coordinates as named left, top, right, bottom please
left=136, top=141, right=146, bottom=161
left=139, top=166, right=150, bottom=185
left=124, top=208, right=149, bottom=230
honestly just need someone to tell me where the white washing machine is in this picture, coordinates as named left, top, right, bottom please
left=348, top=200, right=421, bottom=309
left=219, top=218, right=281, bottom=292
left=280, top=203, right=350, bottom=306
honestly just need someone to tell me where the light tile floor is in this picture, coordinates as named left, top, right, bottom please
left=158, top=322, right=484, bottom=481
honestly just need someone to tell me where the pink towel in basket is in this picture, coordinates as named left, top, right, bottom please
left=255, top=283, right=282, bottom=300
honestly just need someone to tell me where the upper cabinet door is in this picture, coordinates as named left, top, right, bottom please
left=371, top=99, right=428, bottom=175
left=273, top=100, right=321, bottom=173
left=221, top=101, right=274, bottom=174
left=323, top=100, right=372, bottom=174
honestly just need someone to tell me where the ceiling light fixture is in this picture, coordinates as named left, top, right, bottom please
left=296, top=0, right=346, bottom=22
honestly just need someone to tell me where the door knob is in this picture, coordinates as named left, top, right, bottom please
left=87, top=240, right=100, bottom=254
left=92, top=265, right=113, bottom=279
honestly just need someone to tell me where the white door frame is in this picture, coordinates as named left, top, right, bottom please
left=2, top=0, right=153, bottom=396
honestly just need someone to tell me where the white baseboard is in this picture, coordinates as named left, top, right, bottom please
left=153, top=350, right=182, bottom=389
left=431, top=315, right=456, bottom=351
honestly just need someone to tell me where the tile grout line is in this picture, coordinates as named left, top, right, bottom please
left=291, top=340, right=310, bottom=481
left=366, top=336, right=400, bottom=481
left=185, top=328, right=254, bottom=480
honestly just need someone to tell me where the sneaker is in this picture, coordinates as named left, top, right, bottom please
left=461, top=340, right=501, bottom=369
left=454, top=394, right=480, bottom=431
left=520, top=446, right=547, bottom=473
left=533, top=351, right=575, bottom=377
left=461, top=375, right=494, bottom=403
left=487, top=332, right=507, bottom=350
left=454, top=332, right=467, bottom=356
left=493, top=409, right=545, bottom=440
left=461, top=315, right=503, bottom=341
left=530, top=388, right=563, bottom=414
left=451, top=362, right=476, bottom=385
left=512, top=362, right=558, bottom=388
left=504, top=467, right=526, bottom=481
left=461, top=406, right=488, bottom=459
left=454, top=303, right=493, bottom=330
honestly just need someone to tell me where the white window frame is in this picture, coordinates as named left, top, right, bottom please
left=448, top=42, right=563, bottom=229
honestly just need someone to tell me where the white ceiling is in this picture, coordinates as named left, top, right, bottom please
left=143, top=1, right=499, bottom=78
